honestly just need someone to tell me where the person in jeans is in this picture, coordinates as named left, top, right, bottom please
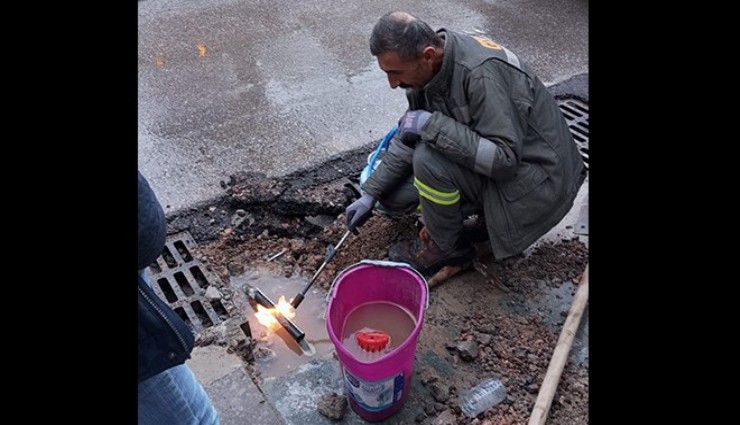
left=138, top=170, right=219, bottom=424
left=345, top=11, right=586, bottom=275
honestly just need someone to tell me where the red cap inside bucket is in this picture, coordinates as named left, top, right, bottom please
left=356, top=330, right=390, bottom=352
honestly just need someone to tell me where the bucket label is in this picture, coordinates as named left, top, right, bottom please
left=343, top=369, right=404, bottom=412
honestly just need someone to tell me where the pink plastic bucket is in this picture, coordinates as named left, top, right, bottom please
left=326, top=260, right=428, bottom=422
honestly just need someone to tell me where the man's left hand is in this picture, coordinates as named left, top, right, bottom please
left=399, top=110, right=431, bottom=139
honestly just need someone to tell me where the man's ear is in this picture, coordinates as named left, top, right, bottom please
left=421, top=46, right=436, bottom=65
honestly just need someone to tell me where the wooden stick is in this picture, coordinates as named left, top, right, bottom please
left=527, top=263, right=589, bottom=425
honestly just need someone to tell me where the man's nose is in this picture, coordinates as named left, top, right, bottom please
left=387, top=75, right=400, bottom=89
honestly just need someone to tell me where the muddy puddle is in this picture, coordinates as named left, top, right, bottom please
left=230, top=266, right=336, bottom=379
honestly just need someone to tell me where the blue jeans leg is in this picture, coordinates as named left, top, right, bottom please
left=138, top=268, right=219, bottom=424
left=138, top=363, right=220, bottom=425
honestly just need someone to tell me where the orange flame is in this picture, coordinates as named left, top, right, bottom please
left=254, top=296, right=296, bottom=332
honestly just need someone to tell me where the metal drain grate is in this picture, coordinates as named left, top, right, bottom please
left=145, top=231, right=230, bottom=333
left=558, top=99, right=589, bottom=171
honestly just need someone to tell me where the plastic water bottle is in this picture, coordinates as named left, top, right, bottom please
left=460, top=378, right=507, bottom=417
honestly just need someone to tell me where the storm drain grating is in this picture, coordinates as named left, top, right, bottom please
left=558, top=99, right=589, bottom=171
left=145, top=231, right=230, bottom=333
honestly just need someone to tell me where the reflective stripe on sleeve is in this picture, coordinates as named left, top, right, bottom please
left=503, top=46, right=521, bottom=70
left=474, top=137, right=497, bottom=176
left=413, top=177, right=460, bottom=206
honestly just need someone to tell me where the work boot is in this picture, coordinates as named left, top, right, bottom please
left=389, top=237, right=475, bottom=276
left=416, top=215, right=489, bottom=245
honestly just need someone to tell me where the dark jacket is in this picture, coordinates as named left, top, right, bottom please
left=364, top=30, right=585, bottom=259
left=138, top=171, right=195, bottom=383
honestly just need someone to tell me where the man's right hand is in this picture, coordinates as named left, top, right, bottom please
left=345, top=193, right=376, bottom=234
left=400, top=133, right=421, bottom=148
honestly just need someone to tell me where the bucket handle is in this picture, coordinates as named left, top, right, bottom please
left=325, top=259, right=430, bottom=310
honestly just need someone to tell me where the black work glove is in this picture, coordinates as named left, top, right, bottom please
left=398, top=110, right=431, bottom=143
left=345, top=193, right=376, bottom=234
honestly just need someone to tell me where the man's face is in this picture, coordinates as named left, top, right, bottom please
left=376, top=50, right=434, bottom=90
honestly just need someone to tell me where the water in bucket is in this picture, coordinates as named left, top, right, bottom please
left=326, top=261, right=427, bottom=422
left=341, top=302, right=416, bottom=362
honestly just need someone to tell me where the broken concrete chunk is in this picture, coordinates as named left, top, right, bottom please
left=317, top=392, right=348, bottom=421
left=204, top=286, right=222, bottom=301
left=419, top=367, right=441, bottom=386
left=429, top=382, right=450, bottom=403
left=455, top=340, right=479, bottom=362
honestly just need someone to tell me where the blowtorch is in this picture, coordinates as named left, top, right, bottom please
left=290, top=228, right=352, bottom=309
left=244, top=228, right=352, bottom=348
left=243, top=284, right=311, bottom=353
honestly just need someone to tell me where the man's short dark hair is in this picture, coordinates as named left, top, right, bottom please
left=369, top=11, right=442, bottom=61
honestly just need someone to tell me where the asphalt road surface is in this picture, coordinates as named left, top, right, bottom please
left=138, top=0, right=588, bottom=212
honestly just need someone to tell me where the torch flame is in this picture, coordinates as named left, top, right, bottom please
left=254, top=295, right=296, bottom=331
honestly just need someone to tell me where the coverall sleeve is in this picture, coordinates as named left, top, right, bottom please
left=420, top=61, right=532, bottom=181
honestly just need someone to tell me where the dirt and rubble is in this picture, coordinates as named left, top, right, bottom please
left=176, top=164, right=589, bottom=425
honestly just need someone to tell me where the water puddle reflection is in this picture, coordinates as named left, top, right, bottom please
left=230, top=266, right=335, bottom=379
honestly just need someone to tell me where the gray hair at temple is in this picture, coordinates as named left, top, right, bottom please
left=369, top=11, right=443, bottom=62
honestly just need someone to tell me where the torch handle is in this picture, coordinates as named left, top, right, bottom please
left=291, top=293, right=305, bottom=309
left=291, top=229, right=351, bottom=309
